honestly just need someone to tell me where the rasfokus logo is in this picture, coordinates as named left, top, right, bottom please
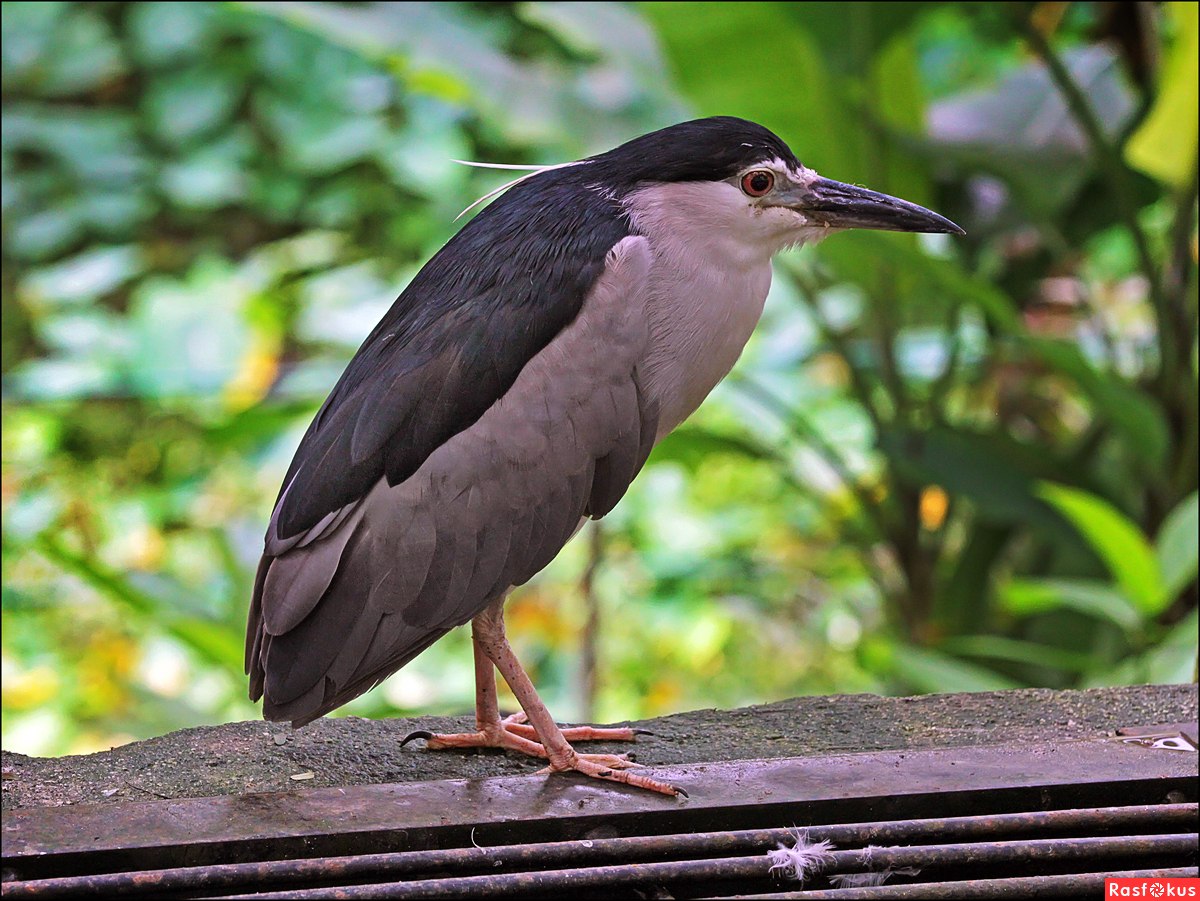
left=1106, top=878, right=1199, bottom=898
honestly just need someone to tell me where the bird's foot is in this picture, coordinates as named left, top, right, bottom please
left=499, top=711, right=648, bottom=745
left=402, top=712, right=644, bottom=760
left=539, top=750, right=683, bottom=797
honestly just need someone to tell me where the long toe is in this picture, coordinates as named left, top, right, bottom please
left=548, top=752, right=681, bottom=797
left=405, top=726, right=547, bottom=759
left=499, top=711, right=641, bottom=744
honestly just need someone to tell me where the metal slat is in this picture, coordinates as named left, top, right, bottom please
left=3, top=804, right=1195, bottom=899
left=729, top=868, right=1200, bottom=900
left=207, top=834, right=1197, bottom=899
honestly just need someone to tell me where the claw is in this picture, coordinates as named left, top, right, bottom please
left=401, top=730, right=434, bottom=747
left=633, top=729, right=655, bottom=736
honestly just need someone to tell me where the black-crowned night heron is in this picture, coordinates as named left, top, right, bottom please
left=246, top=117, right=963, bottom=796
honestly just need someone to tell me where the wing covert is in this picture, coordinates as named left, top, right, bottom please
left=270, top=169, right=632, bottom=545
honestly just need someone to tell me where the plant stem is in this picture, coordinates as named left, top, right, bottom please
left=579, top=522, right=603, bottom=724
left=1018, top=15, right=1166, bottom=359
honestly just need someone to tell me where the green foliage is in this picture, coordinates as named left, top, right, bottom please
left=1126, top=2, right=1199, bottom=187
left=1001, top=488, right=1200, bottom=686
left=2, top=1, right=1196, bottom=757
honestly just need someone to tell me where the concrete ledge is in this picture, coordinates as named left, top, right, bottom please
left=2, top=684, right=1196, bottom=811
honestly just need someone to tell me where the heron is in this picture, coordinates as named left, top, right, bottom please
left=246, top=116, right=963, bottom=796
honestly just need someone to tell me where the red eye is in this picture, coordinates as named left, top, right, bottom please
left=741, top=170, right=774, bottom=197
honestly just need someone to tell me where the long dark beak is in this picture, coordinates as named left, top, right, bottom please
left=791, top=176, right=964, bottom=235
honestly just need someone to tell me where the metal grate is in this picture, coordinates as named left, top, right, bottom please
left=3, top=724, right=1197, bottom=899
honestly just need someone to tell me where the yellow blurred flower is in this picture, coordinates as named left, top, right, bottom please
left=1, top=661, right=61, bottom=710
left=919, top=485, right=950, bottom=531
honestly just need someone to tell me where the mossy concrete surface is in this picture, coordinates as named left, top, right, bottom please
left=3, top=684, right=1195, bottom=811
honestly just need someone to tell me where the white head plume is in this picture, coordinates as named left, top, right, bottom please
left=452, top=159, right=583, bottom=220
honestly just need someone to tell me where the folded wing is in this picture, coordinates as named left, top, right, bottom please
left=247, top=236, right=658, bottom=725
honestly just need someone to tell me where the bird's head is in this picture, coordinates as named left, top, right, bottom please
left=587, top=116, right=963, bottom=262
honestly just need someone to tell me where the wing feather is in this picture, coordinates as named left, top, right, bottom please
left=271, top=167, right=631, bottom=542
left=260, top=507, right=364, bottom=634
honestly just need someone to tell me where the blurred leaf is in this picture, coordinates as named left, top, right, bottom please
left=879, top=426, right=1067, bottom=529
left=9, top=357, right=121, bottom=400
left=375, top=98, right=470, bottom=197
left=160, top=132, right=255, bottom=210
left=643, top=1, right=853, bottom=177
left=820, top=231, right=1019, bottom=328
left=37, top=309, right=131, bottom=358
left=941, top=634, right=1094, bottom=673
left=1126, top=2, right=1199, bottom=187
left=1144, top=609, right=1199, bottom=684
left=928, top=45, right=1137, bottom=216
left=128, top=2, right=220, bottom=68
left=21, top=245, right=144, bottom=307
left=1000, top=578, right=1143, bottom=631
left=6, top=206, right=85, bottom=260
left=2, top=105, right=147, bottom=183
left=202, top=400, right=316, bottom=449
left=127, top=260, right=260, bottom=398
left=872, top=31, right=931, bottom=204
left=1086, top=609, right=1198, bottom=687
left=257, top=94, right=385, bottom=175
left=1, top=2, right=67, bottom=84
left=5, top=4, right=125, bottom=96
left=143, top=67, right=241, bottom=147
left=787, top=3, right=935, bottom=75
left=246, top=1, right=666, bottom=148
left=34, top=535, right=242, bottom=671
left=520, top=2, right=672, bottom=85
left=1156, top=492, right=1199, bottom=600
left=1023, top=337, right=1169, bottom=469
left=649, top=424, right=779, bottom=471
left=1037, top=483, right=1164, bottom=614
left=889, top=644, right=1023, bottom=693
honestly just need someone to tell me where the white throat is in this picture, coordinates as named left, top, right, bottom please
left=621, top=181, right=786, bottom=438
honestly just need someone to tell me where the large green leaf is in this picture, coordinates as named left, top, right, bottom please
left=941, top=635, right=1094, bottom=674
left=1156, top=492, right=1199, bottom=600
left=782, top=3, right=935, bottom=76
left=999, top=578, right=1143, bottom=631
left=1085, top=609, right=1199, bottom=687
left=888, top=644, right=1024, bottom=693
left=1037, top=483, right=1164, bottom=614
left=643, top=2, right=853, bottom=177
left=1126, top=2, right=1199, bottom=187
left=645, top=2, right=937, bottom=197
left=1143, top=609, right=1199, bottom=684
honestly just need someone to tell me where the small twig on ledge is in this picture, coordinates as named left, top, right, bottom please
left=124, top=779, right=170, bottom=799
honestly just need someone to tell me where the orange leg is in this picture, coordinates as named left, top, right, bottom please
left=403, top=600, right=680, bottom=797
